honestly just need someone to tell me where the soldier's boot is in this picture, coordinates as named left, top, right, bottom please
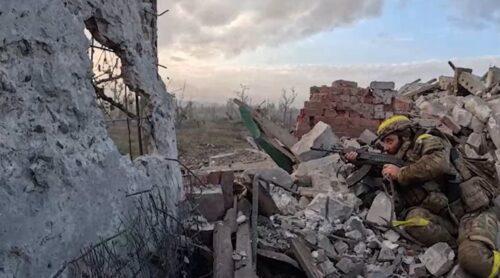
left=458, top=211, right=499, bottom=278
left=404, top=207, right=457, bottom=247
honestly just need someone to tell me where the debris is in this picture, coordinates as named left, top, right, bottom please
left=354, top=242, right=367, bottom=255
left=459, top=72, right=486, bottom=96
left=190, top=185, right=226, bottom=221
left=244, top=168, right=295, bottom=191
left=370, top=81, right=395, bottom=90
left=292, top=154, right=344, bottom=186
left=463, top=95, right=492, bottom=122
left=235, top=222, right=256, bottom=277
left=291, top=121, right=340, bottom=162
left=318, top=259, right=338, bottom=276
left=334, top=241, right=349, bottom=255
left=439, top=76, right=454, bottom=91
left=335, top=257, right=355, bottom=274
left=245, top=179, right=281, bottom=216
left=235, top=99, right=297, bottom=172
left=400, top=82, right=439, bottom=98
left=487, top=116, right=500, bottom=149
left=311, top=249, right=328, bottom=263
left=267, top=184, right=301, bottom=215
left=345, top=230, right=363, bottom=241
left=440, top=115, right=461, bottom=133
left=382, top=229, right=400, bottom=243
left=298, top=196, right=310, bottom=208
left=326, top=192, right=360, bottom=222
left=359, top=129, right=378, bottom=145
left=409, top=263, right=427, bottom=278
left=466, top=132, right=487, bottom=155
left=378, top=245, right=396, bottom=262
left=317, top=234, right=338, bottom=258
left=342, top=138, right=362, bottom=149
left=213, top=222, right=234, bottom=277
left=419, top=242, right=455, bottom=277
left=345, top=216, right=368, bottom=237
left=257, top=249, right=301, bottom=270
left=366, top=192, right=394, bottom=226
left=290, top=237, right=324, bottom=278
left=452, top=106, right=473, bottom=127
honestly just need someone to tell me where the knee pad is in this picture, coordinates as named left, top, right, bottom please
left=458, top=239, right=494, bottom=278
left=404, top=207, right=455, bottom=246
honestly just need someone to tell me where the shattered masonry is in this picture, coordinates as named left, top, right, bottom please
left=0, top=1, right=181, bottom=277
left=295, top=80, right=412, bottom=138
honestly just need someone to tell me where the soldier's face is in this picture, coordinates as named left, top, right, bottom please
left=382, top=134, right=400, bottom=154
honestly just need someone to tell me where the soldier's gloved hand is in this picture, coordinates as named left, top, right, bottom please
left=382, top=164, right=400, bottom=180
left=344, top=151, right=358, bottom=162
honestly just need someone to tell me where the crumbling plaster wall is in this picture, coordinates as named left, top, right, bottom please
left=0, top=1, right=181, bottom=277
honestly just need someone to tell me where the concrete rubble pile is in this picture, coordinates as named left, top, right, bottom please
left=192, top=64, right=500, bottom=277
left=404, top=63, right=500, bottom=178
left=189, top=122, right=462, bottom=277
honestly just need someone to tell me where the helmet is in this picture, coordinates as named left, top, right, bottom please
left=377, top=115, right=412, bottom=139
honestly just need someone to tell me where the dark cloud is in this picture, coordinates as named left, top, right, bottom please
left=157, top=0, right=384, bottom=58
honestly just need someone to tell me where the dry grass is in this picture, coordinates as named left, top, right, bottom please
left=176, top=119, right=250, bottom=168
left=106, top=118, right=250, bottom=168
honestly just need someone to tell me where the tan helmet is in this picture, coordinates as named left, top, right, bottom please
left=377, top=115, right=412, bottom=139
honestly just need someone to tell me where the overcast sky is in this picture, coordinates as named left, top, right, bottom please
left=156, top=0, right=500, bottom=106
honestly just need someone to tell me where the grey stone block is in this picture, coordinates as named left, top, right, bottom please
left=370, top=81, right=395, bottom=90
left=452, top=106, right=473, bottom=127
left=419, top=242, right=455, bottom=276
left=366, top=192, right=394, bottom=226
left=291, top=121, right=340, bottom=162
left=464, top=95, right=492, bottom=122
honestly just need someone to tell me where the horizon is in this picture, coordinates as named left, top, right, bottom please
left=156, top=0, right=500, bottom=105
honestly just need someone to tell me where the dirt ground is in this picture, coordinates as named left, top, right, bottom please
left=176, top=119, right=250, bottom=168
left=106, top=118, right=250, bottom=168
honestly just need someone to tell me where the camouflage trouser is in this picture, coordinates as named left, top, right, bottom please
left=403, top=207, right=457, bottom=247
left=458, top=211, right=499, bottom=278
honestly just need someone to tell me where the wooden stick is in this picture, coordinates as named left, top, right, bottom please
left=290, top=237, right=323, bottom=278
left=251, top=175, right=259, bottom=271
left=213, top=222, right=234, bottom=278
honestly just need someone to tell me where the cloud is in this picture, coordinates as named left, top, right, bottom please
left=449, top=0, right=500, bottom=29
left=157, top=0, right=383, bottom=59
left=160, top=55, right=500, bottom=106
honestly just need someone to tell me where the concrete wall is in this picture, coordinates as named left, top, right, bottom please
left=0, top=1, right=182, bottom=276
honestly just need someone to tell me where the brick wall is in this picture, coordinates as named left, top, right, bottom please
left=295, top=80, right=413, bottom=138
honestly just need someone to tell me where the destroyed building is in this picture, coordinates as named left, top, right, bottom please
left=295, top=80, right=413, bottom=138
left=184, top=62, right=500, bottom=277
left=0, top=1, right=182, bottom=277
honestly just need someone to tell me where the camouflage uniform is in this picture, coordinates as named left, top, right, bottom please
left=376, top=115, right=500, bottom=278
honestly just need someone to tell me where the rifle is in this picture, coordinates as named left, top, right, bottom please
left=311, top=146, right=408, bottom=187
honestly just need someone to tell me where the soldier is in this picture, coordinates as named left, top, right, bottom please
left=345, top=115, right=500, bottom=277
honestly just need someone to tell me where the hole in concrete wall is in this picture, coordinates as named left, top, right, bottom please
left=84, top=28, right=149, bottom=159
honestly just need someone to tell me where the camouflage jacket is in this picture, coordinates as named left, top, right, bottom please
left=393, top=133, right=456, bottom=207
left=396, top=134, right=454, bottom=187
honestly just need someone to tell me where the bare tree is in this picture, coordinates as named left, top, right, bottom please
left=173, top=89, right=193, bottom=128
left=279, top=87, right=297, bottom=128
left=234, top=84, right=251, bottom=104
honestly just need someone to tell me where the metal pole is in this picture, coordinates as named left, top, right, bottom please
left=125, top=87, right=133, bottom=160
left=136, top=92, right=144, bottom=156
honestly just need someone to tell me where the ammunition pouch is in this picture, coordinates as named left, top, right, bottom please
left=421, top=192, right=448, bottom=215
left=460, top=177, right=494, bottom=213
left=459, top=212, right=498, bottom=250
